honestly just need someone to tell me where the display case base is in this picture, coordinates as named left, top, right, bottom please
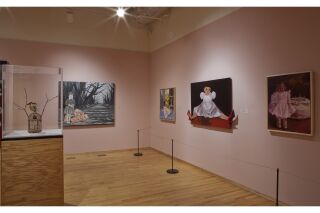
left=0, top=136, right=64, bottom=206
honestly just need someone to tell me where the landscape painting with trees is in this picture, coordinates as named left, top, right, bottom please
left=63, top=81, right=115, bottom=126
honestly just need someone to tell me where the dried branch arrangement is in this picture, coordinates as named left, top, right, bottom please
left=41, top=94, right=58, bottom=116
left=13, top=88, right=29, bottom=117
left=13, top=88, right=58, bottom=118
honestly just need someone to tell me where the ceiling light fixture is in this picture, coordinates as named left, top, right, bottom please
left=116, top=7, right=125, bottom=18
left=66, top=9, right=74, bottom=24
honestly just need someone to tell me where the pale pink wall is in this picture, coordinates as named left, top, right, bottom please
left=150, top=8, right=320, bottom=205
left=1, top=8, right=320, bottom=205
left=0, top=39, right=150, bottom=153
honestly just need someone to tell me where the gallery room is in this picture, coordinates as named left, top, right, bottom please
left=0, top=0, right=319, bottom=210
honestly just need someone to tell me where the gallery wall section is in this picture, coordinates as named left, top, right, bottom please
left=149, top=8, right=320, bottom=205
left=0, top=38, right=151, bottom=153
left=149, top=7, right=239, bottom=52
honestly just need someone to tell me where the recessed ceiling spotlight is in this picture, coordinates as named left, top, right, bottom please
left=116, top=7, right=125, bottom=18
left=66, top=10, right=74, bottom=24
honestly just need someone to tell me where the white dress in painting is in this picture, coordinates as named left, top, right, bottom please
left=269, top=91, right=296, bottom=119
left=193, top=91, right=222, bottom=118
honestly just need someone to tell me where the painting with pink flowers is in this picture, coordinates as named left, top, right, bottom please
left=63, top=81, right=115, bottom=126
left=267, top=72, right=313, bottom=136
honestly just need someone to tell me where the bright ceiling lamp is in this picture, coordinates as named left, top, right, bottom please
left=116, top=7, right=125, bottom=18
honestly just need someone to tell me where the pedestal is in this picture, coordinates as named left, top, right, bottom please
left=0, top=136, right=64, bottom=206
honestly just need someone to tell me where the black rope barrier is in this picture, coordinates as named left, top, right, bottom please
left=146, top=131, right=320, bottom=205
left=276, top=168, right=279, bottom=206
left=167, top=139, right=179, bottom=174
left=134, top=129, right=143, bottom=156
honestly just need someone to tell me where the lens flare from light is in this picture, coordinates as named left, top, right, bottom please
left=116, top=8, right=125, bottom=18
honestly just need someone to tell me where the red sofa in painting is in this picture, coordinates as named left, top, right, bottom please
left=189, top=116, right=232, bottom=129
left=187, top=110, right=236, bottom=129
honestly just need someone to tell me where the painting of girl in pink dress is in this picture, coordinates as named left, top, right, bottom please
left=269, top=82, right=296, bottom=129
left=267, top=72, right=313, bottom=135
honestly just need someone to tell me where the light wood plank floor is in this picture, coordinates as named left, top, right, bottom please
left=64, top=148, right=275, bottom=206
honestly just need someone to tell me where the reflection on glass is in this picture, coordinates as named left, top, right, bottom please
left=2, top=65, right=63, bottom=139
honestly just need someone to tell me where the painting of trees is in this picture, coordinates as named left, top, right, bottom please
left=63, top=81, right=115, bottom=126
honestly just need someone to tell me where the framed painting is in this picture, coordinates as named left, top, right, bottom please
left=160, top=88, right=176, bottom=122
left=63, top=81, right=115, bottom=126
left=267, top=71, right=313, bottom=136
left=187, top=78, right=235, bottom=129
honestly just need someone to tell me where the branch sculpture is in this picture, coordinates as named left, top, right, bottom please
left=13, top=88, right=58, bottom=119
left=13, top=88, right=29, bottom=118
left=41, top=94, right=58, bottom=116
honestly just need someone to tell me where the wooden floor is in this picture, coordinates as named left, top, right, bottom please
left=64, top=148, right=275, bottom=206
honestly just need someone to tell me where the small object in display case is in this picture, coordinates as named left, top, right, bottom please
left=27, top=102, right=42, bottom=133
left=13, top=88, right=58, bottom=134
left=1, top=64, right=63, bottom=140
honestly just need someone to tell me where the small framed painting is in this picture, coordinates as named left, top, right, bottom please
left=160, top=88, right=176, bottom=122
left=267, top=71, right=314, bottom=136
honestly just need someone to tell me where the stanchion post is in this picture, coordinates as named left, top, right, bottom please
left=134, top=129, right=143, bottom=156
left=171, top=139, right=173, bottom=169
left=276, top=168, right=279, bottom=206
left=167, top=139, right=179, bottom=174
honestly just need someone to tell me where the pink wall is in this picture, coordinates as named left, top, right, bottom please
left=1, top=8, right=320, bottom=205
left=150, top=8, right=320, bottom=205
left=0, top=39, right=150, bottom=153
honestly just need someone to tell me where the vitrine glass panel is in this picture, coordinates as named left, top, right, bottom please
left=2, top=65, right=63, bottom=139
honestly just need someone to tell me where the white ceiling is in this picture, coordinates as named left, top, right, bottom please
left=0, top=7, right=239, bottom=52
left=65, top=7, right=171, bottom=29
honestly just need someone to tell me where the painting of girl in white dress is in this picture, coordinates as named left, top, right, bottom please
left=267, top=72, right=313, bottom=135
left=187, top=78, right=236, bottom=129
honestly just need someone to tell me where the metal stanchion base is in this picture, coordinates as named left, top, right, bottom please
left=134, top=153, right=143, bottom=156
left=167, top=168, right=179, bottom=174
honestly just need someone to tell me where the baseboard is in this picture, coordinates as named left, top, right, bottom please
left=64, top=147, right=152, bottom=156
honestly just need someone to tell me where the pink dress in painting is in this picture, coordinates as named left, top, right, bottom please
left=269, top=91, right=296, bottom=119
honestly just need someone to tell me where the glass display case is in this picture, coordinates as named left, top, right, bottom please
left=1, top=64, right=63, bottom=140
